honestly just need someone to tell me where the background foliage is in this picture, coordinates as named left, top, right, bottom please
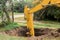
left=34, top=5, right=60, bottom=21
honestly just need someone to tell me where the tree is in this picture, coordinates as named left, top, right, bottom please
left=0, top=0, right=11, bottom=24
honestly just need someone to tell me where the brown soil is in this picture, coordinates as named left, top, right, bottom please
left=1, top=14, right=60, bottom=40
left=0, top=26, right=60, bottom=38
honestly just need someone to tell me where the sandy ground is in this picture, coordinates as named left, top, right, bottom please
left=10, top=14, right=24, bottom=18
left=10, top=13, right=26, bottom=22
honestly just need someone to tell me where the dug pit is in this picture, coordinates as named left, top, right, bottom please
left=1, top=26, right=60, bottom=37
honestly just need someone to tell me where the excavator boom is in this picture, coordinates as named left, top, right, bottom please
left=24, top=0, right=60, bottom=36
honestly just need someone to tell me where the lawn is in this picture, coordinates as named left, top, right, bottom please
left=0, top=34, right=27, bottom=40
left=18, top=20, right=60, bottom=29
left=0, top=33, right=60, bottom=40
left=34, top=20, right=60, bottom=28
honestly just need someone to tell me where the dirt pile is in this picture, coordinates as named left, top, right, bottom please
left=1, top=26, right=60, bottom=37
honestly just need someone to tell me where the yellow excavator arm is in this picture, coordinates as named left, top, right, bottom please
left=30, top=0, right=50, bottom=13
left=30, top=0, right=60, bottom=13
left=24, top=0, right=60, bottom=36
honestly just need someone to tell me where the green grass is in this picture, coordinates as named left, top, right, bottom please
left=0, top=33, right=60, bottom=40
left=0, top=34, right=27, bottom=40
left=34, top=20, right=60, bottom=28
left=18, top=20, right=60, bottom=29
left=0, top=22, right=20, bottom=31
left=0, top=34, right=60, bottom=40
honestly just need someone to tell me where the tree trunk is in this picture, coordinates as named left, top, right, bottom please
left=57, top=18, right=59, bottom=22
left=3, top=7, right=11, bottom=23
left=11, top=2, right=14, bottom=22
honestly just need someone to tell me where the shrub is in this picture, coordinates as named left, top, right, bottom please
left=34, top=5, right=60, bottom=21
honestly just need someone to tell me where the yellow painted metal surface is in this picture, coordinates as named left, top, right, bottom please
left=24, top=0, right=60, bottom=36
left=24, top=5, right=28, bottom=20
left=41, top=0, right=50, bottom=5
left=24, top=6, right=34, bottom=36
left=30, top=4, right=43, bottom=13
left=51, top=0, right=60, bottom=4
left=27, top=13, right=34, bottom=36
left=30, top=0, right=50, bottom=13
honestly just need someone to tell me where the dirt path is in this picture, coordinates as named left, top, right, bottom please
left=10, top=13, right=24, bottom=18
left=10, top=13, right=26, bottom=22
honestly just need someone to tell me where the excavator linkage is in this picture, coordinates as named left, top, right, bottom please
left=24, top=0, right=60, bottom=36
